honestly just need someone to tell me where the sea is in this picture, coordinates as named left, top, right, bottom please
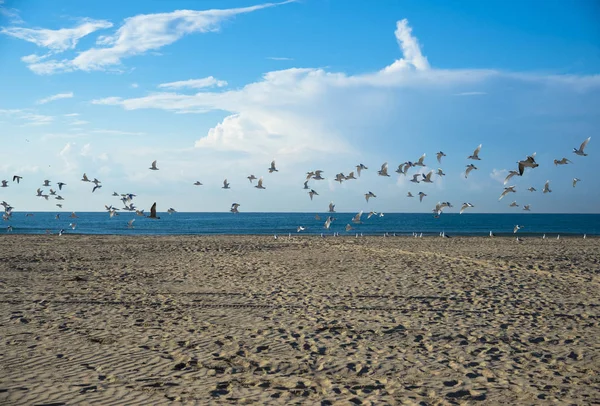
left=2, top=212, right=599, bottom=236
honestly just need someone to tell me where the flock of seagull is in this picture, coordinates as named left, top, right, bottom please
left=0, top=137, right=593, bottom=238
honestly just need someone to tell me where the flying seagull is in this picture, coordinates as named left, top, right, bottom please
left=42, top=180, right=51, bottom=187
left=309, top=189, right=318, bottom=200
left=365, top=191, right=376, bottom=202
left=222, top=179, right=230, bottom=189
left=268, top=160, right=278, bottom=173
left=465, top=164, right=478, bottom=178
left=468, top=144, right=482, bottom=160
left=543, top=180, right=552, bottom=193
left=504, top=170, right=520, bottom=185
left=572, top=178, right=581, bottom=187
left=0, top=180, right=7, bottom=188
left=518, top=153, right=538, bottom=175
left=92, top=184, right=102, bottom=193
left=57, top=182, right=66, bottom=190
left=255, top=177, right=265, bottom=189
left=356, top=164, right=368, bottom=177
left=410, top=174, right=420, bottom=183
left=149, top=160, right=159, bottom=170
left=436, top=168, right=445, bottom=177
left=436, top=151, right=446, bottom=163
left=12, top=175, right=22, bottom=183
left=127, top=219, right=135, bottom=229
left=513, top=225, right=523, bottom=234
left=460, top=202, right=474, bottom=214
left=81, top=173, right=90, bottom=182
left=509, top=201, right=519, bottom=207
left=303, top=180, right=309, bottom=190
left=523, top=204, right=531, bottom=211
left=328, top=202, right=335, bottom=213
left=414, top=154, right=426, bottom=167
left=378, top=162, right=390, bottom=177
left=407, top=191, right=414, bottom=198
left=499, top=186, right=516, bottom=200
left=573, top=137, right=591, bottom=156
left=231, top=203, right=240, bottom=213
left=312, top=170, right=325, bottom=180
left=247, top=175, right=257, bottom=183
left=352, top=210, right=363, bottom=224
left=553, top=158, right=571, bottom=166
left=167, top=208, right=176, bottom=214
left=418, top=191, right=427, bottom=202
left=147, top=202, right=160, bottom=219
left=527, top=187, right=537, bottom=192
left=193, top=181, right=203, bottom=186
left=421, top=170, right=434, bottom=183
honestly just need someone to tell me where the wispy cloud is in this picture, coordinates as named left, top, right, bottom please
left=14, top=1, right=292, bottom=75
left=454, top=91, right=487, bottom=96
left=158, top=76, right=227, bottom=89
left=267, top=56, right=293, bottom=61
left=130, top=83, right=139, bottom=88
left=0, top=108, right=54, bottom=126
left=37, top=92, right=74, bottom=104
left=90, top=129, right=145, bottom=136
left=490, top=169, right=508, bottom=185
left=69, top=119, right=89, bottom=126
left=0, top=1, right=23, bottom=24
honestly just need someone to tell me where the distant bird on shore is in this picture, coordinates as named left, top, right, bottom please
left=12, top=175, right=22, bottom=183
left=147, top=203, right=160, bottom=219
left=268, top=160, right=278, bottom=173
left=572, top=178, right=581, bottom=187
left=468, top=144, right=482, bottom=160
left=573, top=137, right=591, bottom=156
left=436, top=151, right=446, bottom=163
left=149, top=160, right=159, bottom=170
left=222, top=179, right=230, bottom=189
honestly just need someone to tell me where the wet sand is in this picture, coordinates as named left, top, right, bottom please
left=0, top=235, right=598, bottom=404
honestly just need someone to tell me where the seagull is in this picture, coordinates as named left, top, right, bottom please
left=414, top=154, right=426, bottom=167
left=56, top=214, right=61, bottom=220
left=356, top=164, right=368, bottom=177
left=81, top=173, right=90, bottom=182
left=553, top=158, right=571, bottom=166
left=422, top=170, right=434, bottom=183
left=112, top=192, right=119, bottom=196
left=149, top=160, right=159, bottom=170
left=57, top=182, right=66, bottom=190
left=527, top=187, right=537, bottom=192
left=255, top=177, right=266, bottom=189
left=309, top=189, right=318, bottom=200
left=523, top=204, right=531, bottom=211
left=306, top=171, right=315, bottom=180
left=468, top=144, right=482, bottom=160
left=509, top=201, right=519, bottom=207
left=572, top=178, right=581, bottom=187
left=42, top=180, right=51, bottom=187
left=352, top=210, right=363, bottom=224
left=55, top=195, right=64, bottom=201
left=365, top=191, right=376, bottom=202
left=147, top=202, right=160, bottom=219
left=418, top=192, right=427, bottom=202
left=407, top=191, right=414, bottom=198
left=518, top=153, right=538, bottom=175
left=460, top=202, right=474, bottom=214
left=69, top=223, right=76, bottom=230
left=465, top=164, right=478, bottom=178
left=499, top=186, right=516, bottom=200
left=0, top=180, right=7, bottom=188
left=36, top=188, right=43, bottom=197
left=70, top=212, right=78, bottom=218
left=335, top=173, right=345, bottom=183
left=490, top=231, right=495, bottom=237
left=12, top=175, right=22, bottom=183
left=92, top=178, right=101, bottom=186
left=410, top=174, right=420, bottom=183
left=328, top=202, right=335, bottom=213
left=345, top=171, right=357, bottom=180
left=247, top=175, right=257, bottom=183
left=436, top=168, right=445, bottom=177
left=436, top=151, right=446, bottom=163
left=315, top=214, right=321, bottom=220
left=345, top=224, right=353, bottom=232
left=543, top=180, right=552, bottom=193
left=135, top=209, right=145, bottom=216
left=395, top=164, right=407, bottom=175
left=6, top=226, right=12, bottom=232
left=513, top=225, right=523, bottom=233
left=297, top=226, right=305, bottom=232
left=324, top=216, right=334, bottom=230
left=167, top=208, right=176, bottom=214
left=303, top=180, right=309, bottom=190
left=127, top=219, right=135, bottom=229
left=573, top=136, right=591, bottom=156
left=56, top=204, right=62, bottom=208
left=378, top=162, right=390, bottom=177
left=230, top=203, right=240, bottom=213
left=504, top=170, right=520, bottom=185
left=367, top=210, right=378, bottom=219
left=92, top=184, right=102, bottom=193
left=268, top=160, right=278, bottom=173
left=222, top=179, right=230, bottom=189
left=194, top=181, right=203, bottom=186
left=312, top=170, right=325, bottom=180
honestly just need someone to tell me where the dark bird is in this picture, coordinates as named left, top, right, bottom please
left=147, top=202, right=160, bottom=219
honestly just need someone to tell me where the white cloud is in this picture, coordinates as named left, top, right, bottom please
left=36, top=92, right=74, bottom=104
left=267, top=56, right=293, bottom=61
left=69, top=120, right=89, bottom=126
left=158, top=76, right=228, bottom=89
left=64, top=113, right=80, bottom=117
left=21, top=1, right=292, bottom=74
left=455, top=91, right=487, bottom=96
left=490, top=169, right=508, bottom=185
left=0, top=2, right=23, bottom=24
left=130, top=83, right=139, bottom=88
left=382, top=19, right=429, bottom=73
left=1, top=18, right=113, bottom=52
left=90, top=129, right=145, bottom=136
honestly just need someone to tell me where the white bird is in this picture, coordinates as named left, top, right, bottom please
left=414, top=154, right=426, bottom=167
left=418, top=192, right=427, bottom=202
left=557, top=234, right=560, bottom=240
left=436, top=151, right=446, bottom=163
left=345, top=224, right=353, bottom=232
left=255, top=177, right=265, bottom=189
left=149, top=160, right=159, bottom=170
left=499, top=186, right=516, bottom=200
left=222, top=179, right=230, bottom=189
left=297, top=226, right=305, bottom=232
left=465, top=164, right=478, bottom=178
left=436, top=168, right=445, bottom=177
left=553, top=158, right=571, bottom=166
left=378, top=162, right=390, bottom=177
left=324, top=216, right=333, bottom=229
left=468, top=144, right=482, bottom=160
left=230, top=203, right=240, bottom=213
left=194, top=181, right=203, bottom=186
left=573, top=136, right=591, bottom=156
left=309, top=189, right=318, bottom=200
left=504, top=170, right=520, bottom=185
left=543, top=180, right=552, bottom=193
left=509, top=201, right=519, bottom=207
left=490, top=231, right=495, bottom=237
left=572, top=178, right=581, bottom=187
left=410, top=174, right=420, bottom=183
left=127, top=219, right=135, bottom=229
left=345, top=171, right=357, bottom=180
left=514, top=225, right=523, bottom=233
left=367, top=210, right=378, bottom=219
left=527, top=187, right=537, bottom=192
left=422, top=170, right=434, bottom=183
left=518, top=153, right=538, bottom=175
left=356, top=164, right=368, bottom=177
left=268, top=160, right=278, bottom=173
left=352, top=210, right=363, bottom=224
left=247, top=175, right=257, bottom=183
left=407, top=191, right=414, bottom=198
left=328, top=202, right=335, bottom=213
left=523, top=204, right=531, bottom=211
left=460, top=202, right=474, bottom=214
left=365, top=191, right=376, bottom=202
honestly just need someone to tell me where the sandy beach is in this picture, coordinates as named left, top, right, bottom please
left=0, top=235, right=598, bottom=405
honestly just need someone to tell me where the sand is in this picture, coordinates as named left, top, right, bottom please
left=0, top=234, right=598, bottom=405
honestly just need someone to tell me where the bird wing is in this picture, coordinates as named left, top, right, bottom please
left=580, top=137, right=591, bottom=151
left=473, top=144, right=482, bottom=156
left=150, top=202, right=157, bottom=217
left=152, top=160, right=157, bottom=168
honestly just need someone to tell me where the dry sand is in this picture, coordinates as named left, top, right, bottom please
left=0, top=235, right=598, bottom=405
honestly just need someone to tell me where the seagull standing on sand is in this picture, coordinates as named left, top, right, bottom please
left=468, top=144, right=482, bottom=160
left=573, top=137, right=591, bottom=156
left=149, top=160, right=159, bottom=170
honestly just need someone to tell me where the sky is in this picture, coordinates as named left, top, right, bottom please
left=0, top=0, right=599, bottom=214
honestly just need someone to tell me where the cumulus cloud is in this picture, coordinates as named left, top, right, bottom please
left=158, top=76, right=228, bottom=89
left=37, top=92, right=74, bottom=104
left=13, top=1, right=292, bottom=74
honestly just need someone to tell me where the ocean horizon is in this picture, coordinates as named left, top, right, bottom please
left=3, top=212, right=599, bottom=236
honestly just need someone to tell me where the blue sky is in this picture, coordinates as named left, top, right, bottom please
left=0, top=0, right=599, bottom=214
